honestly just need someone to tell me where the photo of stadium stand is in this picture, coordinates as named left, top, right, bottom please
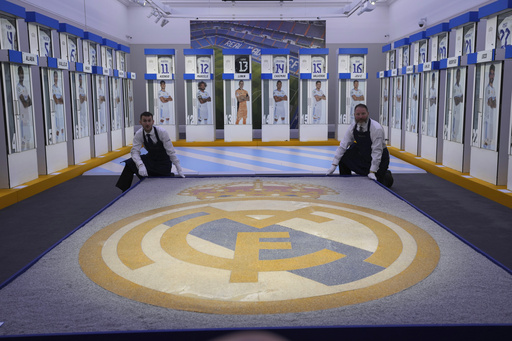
left=190, top=20, right=326, bottom=129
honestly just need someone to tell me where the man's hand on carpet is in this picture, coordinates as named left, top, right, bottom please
left=178, top=171, right=185, bottom=178
left=138, top=164, right=148, bottom=177
left=368, top=172, right=377, bottom=180
left=326, top=165, right=337, bottom=175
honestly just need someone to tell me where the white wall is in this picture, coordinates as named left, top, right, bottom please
left=326, top=6, right=390, bottom=44
left=387, top=0, right=495, bottom=42
left=126, top=7, right=190, bottom=45
left=11, top=0, right=499, bottom=46
left=14, top=0, right=130, bottom=44
left=125, top=4, right=390, bottom=45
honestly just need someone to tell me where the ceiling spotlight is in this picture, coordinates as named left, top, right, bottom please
left=161, top=19, right=169, bottom=27
left=133, top=0, right=147, bottom=6
left=370, top=0, right=377, bottom=4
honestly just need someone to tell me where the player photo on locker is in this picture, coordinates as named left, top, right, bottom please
left=156, top=79, right=175, bottom=126
left=311, top=80, right=326, bottom=124
left=12, top=64, right=35, bottom=152
left=272, top=79, right=289, bottom=125
left=445, top=67, right=466, bottom=144
left=94, top=75, right=107, bottom=134
left=473, top=62, right=502, bottom=151
left=110, top=78, right=123, bottom=131
left=407, top=73, right=419, bottom=133
left=71, top=73, right=89, bottom=139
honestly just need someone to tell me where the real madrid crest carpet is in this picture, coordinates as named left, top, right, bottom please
left=0, top=176, right=511, bottom=337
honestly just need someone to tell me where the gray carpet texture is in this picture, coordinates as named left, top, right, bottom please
left=0, top=176, right=511, bottom=337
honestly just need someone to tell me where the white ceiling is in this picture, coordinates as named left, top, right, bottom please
left=117, top=0, right=395, bottom=19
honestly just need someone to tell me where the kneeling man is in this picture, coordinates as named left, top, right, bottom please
left=326, top=104, right=393, bottom=187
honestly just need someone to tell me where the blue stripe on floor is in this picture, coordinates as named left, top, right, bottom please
left=178, top=147, right=329, bottom=171
left=82, top=146, right=425, bottom=176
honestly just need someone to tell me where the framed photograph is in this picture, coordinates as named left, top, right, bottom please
left=42, top=69, right=66, bottom=144
left=463, top=23, right=476, bottom=55
left=438, top=33, right=448, bottom=60
left=196, top=79, right=213, bottom=125
left=235, top=55, right=251, bottom=75
left=109, top=78, right=122, bottom=131
left=67, top=36, right=77, bottom=62
left=345, top=79, right=365, bottom=124
left=4, top=64, right=35, bottom=152
left=309, top=79, right=326, bottom=124
left=497, top=11, right=512, bottom=49
left=158, top=55, right=173, bottom=75
left=71, top=72, right=89, bottom=139
left=349, top=55, right=364, bottom=74
left=270, top=79, right=289, bottom=125
left=444, top=67, right=466, bottom=143
left=89, top=43, right=97, bottom=66
left=388, top=50, right=395, bottom=70
left=419, top=40, right=428, bottom=64
left=0, top=16, right=17, bottom=50
left=93, top=74, right=107, bottom=134
left=422, top=71, right=439, bottom=137
left=380, top=78, right=389, bottom=127
left=273, top=55, right=288, bottom=74
left=229, top=79, right=252, bottom=125
left=472, top=62, right=501, bottom=150
left=196, top=55, right=211, bottom=76
left=123, top=79, right=134, bottom=128
left=311, top=55, right=326, bottom=75
left=392, top=76, right=403, bottom=129
left=105, top=47, right=113, bottom=69
left=154, top=79, right=175, bottom=125
left=406, top=73, right=419, bottom=133
left=402, top=46, right=410, bottom=67
left=38, top=27, right=52, bottom=57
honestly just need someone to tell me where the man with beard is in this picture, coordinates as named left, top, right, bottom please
left=326, top=104, right=393, bottom=187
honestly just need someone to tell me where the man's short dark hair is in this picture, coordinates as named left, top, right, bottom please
left=354, top=103, right=368, bottom=112
left=198, top=81, right=206, bottom=88
left=140, top=111, right=153, bottom=120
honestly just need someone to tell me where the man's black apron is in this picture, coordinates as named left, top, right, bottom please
left=141, top=127, right=172, bottom=176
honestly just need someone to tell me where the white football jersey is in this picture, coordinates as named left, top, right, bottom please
left=119, top=54, right=125, bottom=71
left=498, top=15, right=512, bottom=48
left=90, top=46, right=97, bottom=66
left=196, top=56, right=211, bottom=75
left=389, top=51, right=395, bottom=69
left=197, top=89, right=210, bottom=109
left=311, top=56, right=325, bottom=74
left=464, top=27, right=475, bottom=54
left=402, top=47, right=409, bottom=67
left=438, top=35, right=448, bottom=59
left=273, top=56, right=287, bottom=74
left=273, top=88, right=287, bottom=108
left=235, top=55, right=250, bottom=74
left=0, top=18, right=16, bottom=50
left=39, top=29, right=51, bottom=57
left=106, top=49, right=113, bottom=69
left=158, top=56, right=173, bottom=74
left=68, top=38, right=77, bottom=62
left=419, top=42, right=428, bottom=63
left=350, top=56, right=364, bottom=73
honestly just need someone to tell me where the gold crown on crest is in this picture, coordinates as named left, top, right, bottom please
left=178, top=179, right=337, bottom=200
